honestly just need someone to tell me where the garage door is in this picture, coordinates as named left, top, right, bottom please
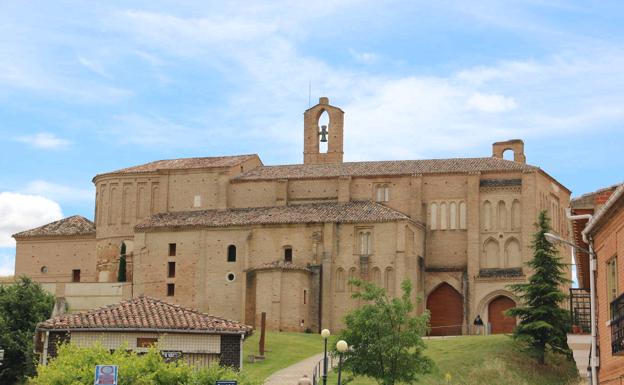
left=488, top=296, right=516, bottom=334
left=426, top=283, right=463, bottom=336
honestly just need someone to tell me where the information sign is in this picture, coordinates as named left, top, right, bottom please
left=94, top=365, right=118, bottom=385
left=216, top=381, right=237, bottom=385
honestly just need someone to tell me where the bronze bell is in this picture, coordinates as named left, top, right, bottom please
left=319, top=125, right=328, bottom=142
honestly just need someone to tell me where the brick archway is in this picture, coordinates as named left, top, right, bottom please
left=426, top=283, right=463, bottom=336
left=488, top=296, right=516, bottom=334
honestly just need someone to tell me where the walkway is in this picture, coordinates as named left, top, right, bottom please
left=264, top=353, right=324, bottom=385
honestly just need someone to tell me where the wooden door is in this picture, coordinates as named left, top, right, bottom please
left=488, top=296, right=516, bottom=334
left=426, top=283, right=463, bottom=336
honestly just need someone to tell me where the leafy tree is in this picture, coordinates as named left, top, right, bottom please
left=29, top=342, right=259, bottom=385
left=507, top=210, right=572, bottom=364
left=0, top=276, right=55, bottom=384
left=337, top=279, right=432, bottom=385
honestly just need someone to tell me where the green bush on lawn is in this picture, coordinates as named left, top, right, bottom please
left=29, top=342, right=260, bottom=385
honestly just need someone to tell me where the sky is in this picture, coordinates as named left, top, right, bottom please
left=1, top=1, right=623, bottom=276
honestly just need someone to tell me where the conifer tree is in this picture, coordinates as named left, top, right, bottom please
left=507, top=210, right=571, bottom=364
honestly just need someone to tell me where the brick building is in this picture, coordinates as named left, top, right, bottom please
left=14, top=97, right=571, bottom=335
left=35, top=296, right=251, bottom=369
left=581, top=184, right=624, bottom=384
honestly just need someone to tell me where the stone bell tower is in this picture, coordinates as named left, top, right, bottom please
left=304, top=97, right=344, bottom=164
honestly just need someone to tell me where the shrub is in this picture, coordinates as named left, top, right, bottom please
left=29, top=343, right=260, bottom=385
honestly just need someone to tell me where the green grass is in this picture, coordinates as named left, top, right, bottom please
left=327, top=335, right=579, bottom=385
left=242, top=331, right=324, bottom=383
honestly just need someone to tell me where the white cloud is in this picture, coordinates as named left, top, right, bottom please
left=16, top=133, right=72, bottom=150
left=466, top=92, right=517, bottom=113
left=0, top=192, right=63, bottom=247
left=349, top=49, right=379, bottom=64
left=22, top=180, right=94, bottom=203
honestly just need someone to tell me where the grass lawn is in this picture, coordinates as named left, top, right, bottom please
left=242, top=331, right=324, bottom=383
left=325, top=335, right=579, bottom=385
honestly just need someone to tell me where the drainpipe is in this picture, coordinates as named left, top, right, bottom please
left=566, top=210, right=597, bottom=384
left=42, top=331, right=50, bottom=365
left=239, top=334, right=245, bottom=371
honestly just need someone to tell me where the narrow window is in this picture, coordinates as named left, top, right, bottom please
left=384, top=186, right=390, bottom=202
left=430, top=203, right=438, bottom=230
left=303, top=289, right=307, bottom=305
left=193, top=195, right=201, bottom=208
left=169, top=243, right=176, bottom=257
left=284, top=247, right=293, bottom=263
left=168, top=262, right=176, bottom=278
left=359, top=231, right=371, bottom=255
left=227, top=245, right=237, bottom=262
left=72, top=269, right=81, bottom=282
left=167, top=283, right=175, bottom=296
left=607, top=257, right=618, bottom=317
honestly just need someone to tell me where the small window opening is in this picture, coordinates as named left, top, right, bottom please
left=284, top=247, right=293, bottom=263
left=226, top=272, right=236, bottom=282
left=72, top=269, right=81, bottom=282
left=167, top=283, right=175, bottom=296
left=193, top=195, right=201, bottom=208
left=227, top=245, right=237, bottom=262
left=40, top=266, right=48, bottom=273
left=502, top=149, right=514, bottom=161
left=168, top=262, right=176, bottom=278
left=318, top=110, right=330, bottom=153
left=303, top=289, right=307, bottom=305
left=169, top=243, right=176, bottom=257
left=136, top=338, right=158, bottom=348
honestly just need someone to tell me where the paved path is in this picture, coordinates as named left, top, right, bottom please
left=264, top=353, right=324, bottom=385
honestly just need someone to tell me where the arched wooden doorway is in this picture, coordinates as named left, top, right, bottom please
left=426, top=283, right=463, bottom=336
left=488, top=296, right=516, bottom=334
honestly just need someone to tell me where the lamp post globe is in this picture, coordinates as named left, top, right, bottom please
left=336, top=340, right=348, bottom=353
left=321, top=329, right=331, bottom=385
left=336, top=340, right=348, bottom=385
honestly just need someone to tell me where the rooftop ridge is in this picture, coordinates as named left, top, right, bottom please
left=13, top=215, right=95, bottom=239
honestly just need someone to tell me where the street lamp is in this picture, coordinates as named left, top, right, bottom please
left=321, top=329, right=330, bottom=385
left=336, top=340, right=348, bottom=385
left=544, top=232, right=597, bottom=385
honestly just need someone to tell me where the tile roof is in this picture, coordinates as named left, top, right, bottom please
left=136, top=201, right=411, bottom=231
left=233, top=157, right=536, bottom=181
left=583, top=183, right=624, bottom=237
left=13, top=215, right=95, bottom=239
left=37, top=296, right=252, bottom=334
left=571, top=182, right=622, bottom=208
left=95, top=154, right=259, bottom=179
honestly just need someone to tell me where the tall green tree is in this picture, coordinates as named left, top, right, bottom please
left=0, top=276, right=55, bottom=384
left=507, top=210, right=571, bottom=364
left=337, top=279, right=432, bottom=385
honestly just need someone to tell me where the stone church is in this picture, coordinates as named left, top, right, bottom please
left=13, top=97, right=571, bottom=335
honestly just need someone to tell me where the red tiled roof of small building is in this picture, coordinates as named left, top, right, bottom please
left=233, top=157, right=537, bottom=181
left=37, top=296, right=252, bottom=334
left=12, top=215, right=95, bottom=239
left=135, top=201, right=413, bottom=232
left=95, top=154, right=259, bottom=179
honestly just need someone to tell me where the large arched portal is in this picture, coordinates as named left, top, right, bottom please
left=426, top=283, right=463, bottom=336
left=488, top=296, right=516, bottom=334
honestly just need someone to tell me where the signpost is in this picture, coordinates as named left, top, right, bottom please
left=216, top=381, right=237, bottom=385
left=160, top=350, right=182, bottom=363
left=94, top=365, right=118, bottom=385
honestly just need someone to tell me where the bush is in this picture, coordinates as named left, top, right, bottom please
left=29, top=343, right=260, bottom=385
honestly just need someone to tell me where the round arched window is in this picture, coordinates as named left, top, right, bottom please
left=40, top=266, right=48, bottom=273
left=226, top=272, right=236, bottom=282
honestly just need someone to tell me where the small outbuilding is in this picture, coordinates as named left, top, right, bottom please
left=34, top=295, right=252, bottom=369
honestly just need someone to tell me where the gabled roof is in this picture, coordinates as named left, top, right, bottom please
left=37, top=296, right=252, bottom=335
left=571, top=182, right=621, bottom=209
left=13, top=215, right=95, bottom=239
left=583, top=183, right=624, bottom=238
left=233, top=157, right=537, bottom=181
left=135, top=201, right=412, bottom=232
left=94, top=154, right=259, bottom=180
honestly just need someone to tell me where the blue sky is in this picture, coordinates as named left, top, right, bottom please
left=1, top=1, right=623, bottom=275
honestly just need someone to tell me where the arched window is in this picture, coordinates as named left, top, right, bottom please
left=511, top=200, right=521, bottom=230
left=385, top=267, right=395, bottom=296
left=319, top=110, right=329, bottom=153
left=284, top=246, right=293, bottom=262
left=376, top=184, right=390, bottom=202
left=483, top=201, right=492, bottom=231
left=430, top=203, right=438, bottom=230
left=482, top=238, right=500, bottom=268
left=371, top=267, right=381, bottom=287
left=348, top=268, right=357, bottom=292
left=449, top=202, right=457, bottom=230
left=440, top=202, right=448, bottom=230
left=227, top=245, right=237, bottom=262
left=459, top=201, right=467, bottom=229
left=505, top=238, right=522, bottom=267
left=336, top=268, right=345, bottom=292
left=498, top=201, right=507, bottom=231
